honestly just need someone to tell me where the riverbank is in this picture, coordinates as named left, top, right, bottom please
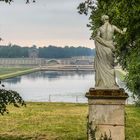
left=0, top=67, right=126, bottom=82
left=0, top=65, right=94, bottom=80
left=0, top=102, right=139, bottom=140
left=41, top=65, right=94, bottom=71
left=0, top=67, right=39, bottom=80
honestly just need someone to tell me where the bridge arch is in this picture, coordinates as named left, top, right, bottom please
left=46, top=59, right=61, bottom=65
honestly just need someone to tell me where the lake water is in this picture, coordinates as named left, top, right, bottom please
left=2, top=71, right=133, bottom=103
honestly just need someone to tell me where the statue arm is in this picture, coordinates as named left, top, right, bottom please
left=113, top=25, right=127, bottom=35
left=113, top=25, right=123, bottom=34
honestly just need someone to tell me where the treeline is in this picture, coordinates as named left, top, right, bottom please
left=0, top=45, right=29, bottom=58
left=0, top=44, right=95, bottom=58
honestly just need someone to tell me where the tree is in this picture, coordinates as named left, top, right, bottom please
left=0, top=81, right=25, bottom=115
left=78, top=0, right=140, bottom=102
left=0, top=44, right=94, bottom=58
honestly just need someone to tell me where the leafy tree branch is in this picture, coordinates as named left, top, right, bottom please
left=78, top=0, right=140, bottom=102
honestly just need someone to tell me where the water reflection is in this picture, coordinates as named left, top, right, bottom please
left=23, top=71, right=94, bottom=81
left=4, top=77, right=21, bottom=84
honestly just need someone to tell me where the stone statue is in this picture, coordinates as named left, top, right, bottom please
left=94, top=15, right=126, bottom=89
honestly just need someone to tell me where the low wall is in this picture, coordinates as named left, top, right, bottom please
left=0, top=57, right=94, bottom=66
left=0, top=58, right=45, bottom=67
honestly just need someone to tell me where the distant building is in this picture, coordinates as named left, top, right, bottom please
left=60, top=56, right=93, bottom=65
left=28, top=47, right=39, bottom=58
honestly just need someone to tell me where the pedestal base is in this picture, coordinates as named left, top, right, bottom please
left=86, top=88, right=128, bottom=140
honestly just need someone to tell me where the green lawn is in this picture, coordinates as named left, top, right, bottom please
left=0, top=67, right=39, bottom=80
left=0, top=67, right=30, bottom=75
left=126, top=106, right=140, bottom=140
left=0, top=103, right=139, bottom=140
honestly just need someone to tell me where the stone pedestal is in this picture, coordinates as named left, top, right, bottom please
left=86, top=88, right=128, bottom=140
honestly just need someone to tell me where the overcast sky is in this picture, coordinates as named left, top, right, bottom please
left=0, top=0, right=94, bottom=48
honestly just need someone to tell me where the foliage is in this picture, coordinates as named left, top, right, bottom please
left=0, top=81, right=26, bottom=115
left=88, top=121, right=97, bottom=140
left=0, top=44, right=29, bottom=58
left=125, top=48, right=140, bottom=104
left=0, top=44, right=95, bottom=58
left=78, top=0, right=140, bottom=99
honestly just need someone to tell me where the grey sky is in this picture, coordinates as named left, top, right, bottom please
left=0, top=0, right=94, bottom=48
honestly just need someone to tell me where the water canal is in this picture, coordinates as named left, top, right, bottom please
left=2, top=71, right=132, bottom=103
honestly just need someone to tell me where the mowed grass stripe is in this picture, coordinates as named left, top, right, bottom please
left=0, top=68, right=39, bottom=80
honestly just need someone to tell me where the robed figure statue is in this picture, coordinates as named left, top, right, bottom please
left=95, top=15, right=126, bottom=89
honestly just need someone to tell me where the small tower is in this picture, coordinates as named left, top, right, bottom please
left=28, top=46, right=39, bottom=58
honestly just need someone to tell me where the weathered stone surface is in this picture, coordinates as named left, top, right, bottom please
left=88, top=99, right=126, bottom=105
left=86, top=88, right=128, bottom=99
left=86, top=88, right=128, bottom=140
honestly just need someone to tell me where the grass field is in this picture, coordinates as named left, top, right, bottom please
left=0, top=67, right=39, bottom=80
left=0, top=67, right=31, bottom=75
left=0, top=103, right=139, bottom=140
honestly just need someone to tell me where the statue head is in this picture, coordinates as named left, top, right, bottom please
left=101, top=15, right=109, bottom=23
